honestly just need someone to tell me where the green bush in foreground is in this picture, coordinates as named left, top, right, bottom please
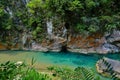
left=2, top=61, right=117, bottom=80
left=47, top=66, right=101, bottom=80
left=0, top=61, right=51, bottom=80
left=22, top=68, right=51, bottom=80
left=0, top=61, right=24, bottom=80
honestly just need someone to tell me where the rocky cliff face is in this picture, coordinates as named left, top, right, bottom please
left=67, top=30, right=120, bottom=54
left=103, top=30, right=120, bottom=53
left=0, top=29, right=120, bottom=54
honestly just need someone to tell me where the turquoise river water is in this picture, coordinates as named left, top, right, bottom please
left=0, top=50, right=120, bottom=80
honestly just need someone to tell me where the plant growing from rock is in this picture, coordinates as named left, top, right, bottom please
left=101, top=58, right=119, bottom=80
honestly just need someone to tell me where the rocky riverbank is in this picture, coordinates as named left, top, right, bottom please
left=96, top=57, right=120, bottom=79
left=0, top=30, right=120, bottom=54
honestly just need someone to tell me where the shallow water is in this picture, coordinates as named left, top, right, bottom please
left=0, top=50, right=120, bottom=80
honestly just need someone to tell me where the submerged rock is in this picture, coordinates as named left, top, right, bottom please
left=96, top=57, right=120, bottom=79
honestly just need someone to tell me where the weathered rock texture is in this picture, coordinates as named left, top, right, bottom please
left=96, top=57, right=120, bottom=79
left=67, top=30, right=120, bottom=54
left=0, top=29, right=120, bottom=54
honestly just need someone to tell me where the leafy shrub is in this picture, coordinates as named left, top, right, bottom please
left=0, top=61, right=25, bottom=80
left=22, top=68, right=51, bottom=80
left=48, top=66, right=101, bottom=80
left=75, top=24, right=87, bottom=33
left=0, top=61, right=51, bottom=80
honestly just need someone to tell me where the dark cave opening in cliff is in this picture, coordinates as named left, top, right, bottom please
left=65, top=22, right=70, bottom=29
left=61, top=45, right=67, bottom=52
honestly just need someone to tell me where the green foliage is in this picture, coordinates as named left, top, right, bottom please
left=22, top=68, right=51, bottom=80
left=88, top=25, right=98, bottom=33
left=31, top=57, right=36, bottom=66
left=47, top=66, right=54, bottom=72
left=0, top=61, right=51, bottom=80
left=0, top=8, right=4, bottom=16
left=0, top=7, right=12, bottom=30
left=100, top=16, right=113, bottom=23
left=0, top=0, right=120, bottom=41
left=74, top=67, right=95, bottom=80
left=100, top=15, right=120, bottom=32
left=100, top=0, right=108, bottom=4
left=0, top=61, right=25, bottom=80
left=69, top=0, right=83, bottom=11
left=105, top=23, right=117, bottom=32
left=48, top=66, right=101, bottom=80
left=75, top=24, right=86, bottom=33
left=85, top=0, right=96, bottom=8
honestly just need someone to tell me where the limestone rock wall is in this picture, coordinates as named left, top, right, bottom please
left=0, top=29, right=120, bottom=54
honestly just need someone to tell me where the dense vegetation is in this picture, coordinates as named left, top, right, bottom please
left=1, top=61, right=119, bottom=80
left=0, top=0, right=120, bottom=42
left=0, top=61, right=51, bottom=80
left=47, top=66, right=101, bottom=80
left=0, top=61, right=101, bottom=80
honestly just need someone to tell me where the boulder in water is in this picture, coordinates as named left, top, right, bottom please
left=96, top=57, right=120, bottom=79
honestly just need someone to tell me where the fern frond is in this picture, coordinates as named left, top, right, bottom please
left=74, top=67, right=94, bottom=80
